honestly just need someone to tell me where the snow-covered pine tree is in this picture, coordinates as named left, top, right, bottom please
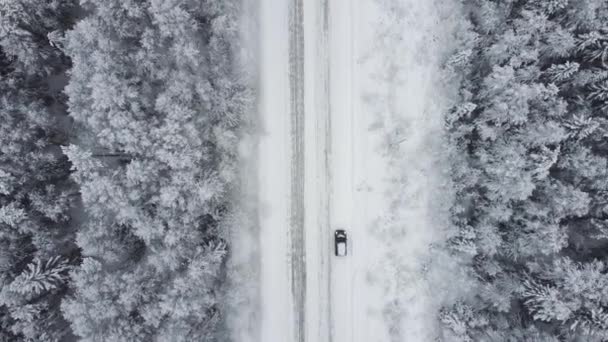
left=9, top=257, right=70, bottom=295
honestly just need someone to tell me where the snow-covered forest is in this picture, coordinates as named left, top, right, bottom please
left=2, top=0, right=608, bottom=341
left=0, top=0, right=247, bottom=340
left=442, top=1, right=608, bottom=340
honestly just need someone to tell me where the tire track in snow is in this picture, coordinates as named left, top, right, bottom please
left=302, top=0, right=332, bottom=340
left=321, top=1, right=333, bottom=340
left=288, top=0, right=306, bottom=341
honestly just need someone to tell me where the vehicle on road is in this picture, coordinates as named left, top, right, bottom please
left=334, top=229, right=347, bottom=256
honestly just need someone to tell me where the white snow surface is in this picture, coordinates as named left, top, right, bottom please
left=227, top=0, right=471, bottom=341
left=356, top=0, right=467, bottom=340
left=257, top=0, right=295, bottom=341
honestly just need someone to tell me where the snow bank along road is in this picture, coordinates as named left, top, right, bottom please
left=256, top=0, right=450, bottom=341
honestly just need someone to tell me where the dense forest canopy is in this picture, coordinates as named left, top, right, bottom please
left=0, top=0, right=78, bottom=340
left=0, top=0, right=246, bottom=340
left=61, top=0, right=245, bottom=340
left=442, top=0, right=608, bottom=340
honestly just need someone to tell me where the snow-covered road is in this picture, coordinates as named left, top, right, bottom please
left=252, top=0, right=460, bottom=341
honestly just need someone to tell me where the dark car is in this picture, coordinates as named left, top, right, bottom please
left=334, top=229, right=347, bottom=256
